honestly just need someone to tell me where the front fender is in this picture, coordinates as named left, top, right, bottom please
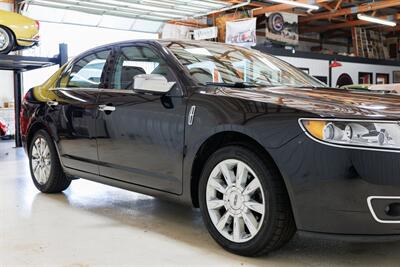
left=181, top=92, right=312, bottom=206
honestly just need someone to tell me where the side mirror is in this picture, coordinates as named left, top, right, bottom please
left=133, top=74, right=175, bottom=94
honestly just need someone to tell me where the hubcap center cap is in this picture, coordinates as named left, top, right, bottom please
left=228, top=190, right=244, bottom=210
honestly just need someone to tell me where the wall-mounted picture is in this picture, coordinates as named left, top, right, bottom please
left=358, top=72, right=373, bottom=84
left=393, top=71, right=400, bottom=83
left=265, top=12, right=298, bottom=45
left=226, top=18, right=257, bottom=47
left=299, top=68, right=309, bottom=74
left=376, top=73, right=389, bottom=84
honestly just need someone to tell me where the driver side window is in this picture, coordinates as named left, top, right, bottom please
left=111, top=45, right=171, bottom=90
left=59, top=49, right=111, bottom=88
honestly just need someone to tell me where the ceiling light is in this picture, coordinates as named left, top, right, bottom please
left=267, top=0, right=319, bottom=10
left=357, top=14, right=396, bottom=27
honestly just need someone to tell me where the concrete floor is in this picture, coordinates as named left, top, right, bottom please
left=1, top=140, right=400, bottom=267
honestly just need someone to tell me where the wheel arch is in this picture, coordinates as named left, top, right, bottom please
left=26, top=121, right=60, bottom=156
left=26, top=121, right=49, bottom=151
left=190, top=131, right=292, bottom=209
left=0, top=24, right=16, bottom=48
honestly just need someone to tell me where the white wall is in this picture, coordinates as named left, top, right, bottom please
left=22, top=22, right=158, bottom=93
left=332, top=62, right=400, bottom=87
left=0, top=2, right=14, bottom=106
left=0, top=2, right=12, bottom=11
left=0, top=21, right=158, bottom=108
left=0, top=71, right=14, bottom=107
left=278, top=56, right=330, bottom=84
left=276, top=56, right=400, bottom=87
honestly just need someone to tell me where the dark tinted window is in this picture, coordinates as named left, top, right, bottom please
left=111, top=46, right=171, bottom=90
left=59, top=49, right=111, bottom=88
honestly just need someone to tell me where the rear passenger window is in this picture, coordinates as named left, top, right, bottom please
left=111, top=46, right=172, bottom=90
left=59, top=49, right=111, bottom=89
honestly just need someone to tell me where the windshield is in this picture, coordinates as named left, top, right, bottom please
left=163, top=41, right=325, bottom=88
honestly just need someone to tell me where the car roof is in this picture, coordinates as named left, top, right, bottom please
left=76, top=39, right=251, bottom=56
left=69, top=39, right=257, bottom=66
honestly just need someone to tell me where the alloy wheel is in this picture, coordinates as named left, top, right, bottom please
left=206, top=159, right=266, bottom=243
left=0, top=28, right=10, bottom=51
left=31, top=137, right=52, bottom=185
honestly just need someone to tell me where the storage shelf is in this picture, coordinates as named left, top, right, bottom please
left=0, top=44, right=68, bottom=147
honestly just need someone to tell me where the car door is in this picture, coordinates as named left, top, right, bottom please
left=96, top=44, right=186, bottom=194
left=46, top=48, right=112, bottom=174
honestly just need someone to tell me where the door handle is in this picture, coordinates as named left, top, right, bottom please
left=98, top=104, right=116, bottom=112
left=47, top=100, right=59, bottom=107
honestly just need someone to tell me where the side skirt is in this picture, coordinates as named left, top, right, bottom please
left=63, top=167, right=191, bottom=207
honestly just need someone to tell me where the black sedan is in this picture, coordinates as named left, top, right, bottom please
left=21, top=40, right=400, bottom=256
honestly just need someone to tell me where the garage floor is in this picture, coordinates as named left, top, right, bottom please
left=1, top=140, right=400, bottom=267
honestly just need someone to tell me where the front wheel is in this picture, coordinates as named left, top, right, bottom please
left=199, top=146, right=295, bottom=256
left=0, top=26, right=15, bottom=54
left=29, top=130, right=71, bottom=193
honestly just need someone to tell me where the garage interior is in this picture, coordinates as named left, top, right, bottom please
left=1, top=0, right=400, bottom=266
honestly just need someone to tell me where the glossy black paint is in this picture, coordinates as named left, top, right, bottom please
left=47, top=88, right=99, bottom=174
left=21, top=40, right=400, bottom=239
left=96, top=90, right=186, bottom=194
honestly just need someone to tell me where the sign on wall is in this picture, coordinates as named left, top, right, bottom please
left=225, top=18, right=257, bottom=47
left=193, top=26, right=218, bottom=40
left=265, top=12, right=298, bottom=46
left=161, top=23, right=192, bottom=40
left=215, top=11, right=249, bottom=43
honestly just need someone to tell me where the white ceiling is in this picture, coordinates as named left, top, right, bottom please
left=22, top=0, right=234, bottom=33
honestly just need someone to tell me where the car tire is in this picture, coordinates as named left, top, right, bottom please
left=0, top=26, right=15, bottom=54
left=199, top=145, right=295, bottom=256
left=29, top=130, right=71, bottom=193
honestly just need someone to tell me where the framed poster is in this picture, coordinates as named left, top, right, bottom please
left=393, top=71, right=400, bottom=83
left=376, top=73, right=389, bottom=84
left=226, top=18, right=257, bottom=47
left=265, top=12, right=298, bottom=45
left=358, top=72, right=373, bottom=84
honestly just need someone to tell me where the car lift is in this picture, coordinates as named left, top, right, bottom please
left=0, top=44, right=68, bottom=148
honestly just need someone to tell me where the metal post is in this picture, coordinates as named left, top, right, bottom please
left=13, top=71, right=23, bottom=148
left=328, top=60, right=332, bottom=88
left=59, top=43, right=68, bottom=66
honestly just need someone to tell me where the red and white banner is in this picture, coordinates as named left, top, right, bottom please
left=225, top=18, right=257, bottom=47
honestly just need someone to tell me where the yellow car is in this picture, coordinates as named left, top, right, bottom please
left=0, top=10, right=39, bottom=54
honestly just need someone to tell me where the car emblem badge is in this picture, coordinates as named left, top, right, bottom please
left=188, top=105, right=196, bottom=126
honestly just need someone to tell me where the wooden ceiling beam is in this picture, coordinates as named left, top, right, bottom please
left=301, top=13, right=400, bottom=33
left=379, top=25, right=400, bottom=32
left=300, top=0, right=400, bottom=23
left=253, top=0, right=330, bottom=16
left=167, top=20, right=209, bottom=28
left=320, top=3, right=334, bottom=11
left=334, top=0, right=343, bottom=11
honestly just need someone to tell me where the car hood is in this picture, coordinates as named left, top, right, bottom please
left=205, top=86, right=400, bottom=119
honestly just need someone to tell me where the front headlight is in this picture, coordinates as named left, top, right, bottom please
left=299, top=119, right=400, bottom=151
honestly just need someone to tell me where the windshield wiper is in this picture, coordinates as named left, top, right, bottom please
left=205, top=82, right=259, bottom=88
left=284, top=84, right=318, bottom=89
